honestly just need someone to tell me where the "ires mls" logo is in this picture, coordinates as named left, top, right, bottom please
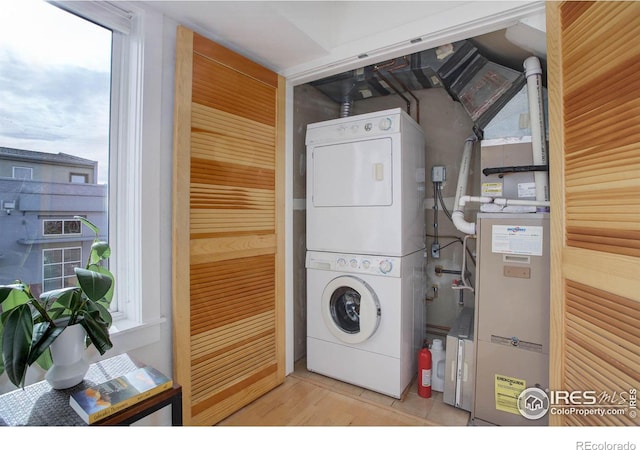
left=517, top=387, right=550, bottom=420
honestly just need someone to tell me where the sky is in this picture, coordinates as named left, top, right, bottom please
left=0, top=0, right=111, bottom=183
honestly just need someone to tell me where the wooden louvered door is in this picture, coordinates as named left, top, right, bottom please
left=547, top=2, right=640, bottom=426
left=172, top=26, right=285, bottom=425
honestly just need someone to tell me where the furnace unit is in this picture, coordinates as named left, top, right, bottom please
left=471, top=213, right=550, bottom=426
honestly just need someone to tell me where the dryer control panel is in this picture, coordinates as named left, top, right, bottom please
left=305, top=108, right=405, bottom=145
left=306, top=250, right=401, bottom=277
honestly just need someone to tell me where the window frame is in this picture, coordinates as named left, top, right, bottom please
left=42, top=218, right=82, bottom=236
left=42, top=246, right=82, bottom=292
left=12, top=166, right=33, bottom=180
left=53, top=0, right=165, bottom=354
left=69, top=173, right=89, bottom=183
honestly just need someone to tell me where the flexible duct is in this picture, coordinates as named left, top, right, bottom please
left=451, top=136, right=478, bottom=235
left=340, top=101, right=353, bottom=118
left=523, top=56, right=549, bottom=206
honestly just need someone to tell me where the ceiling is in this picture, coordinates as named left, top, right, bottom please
left=141, top=1, right=547, bottom=82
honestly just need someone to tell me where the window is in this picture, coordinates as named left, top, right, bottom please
left=70, top=173, right=88, bottom=184
left=0, top=1, right=165, bottom=356
left=0, top=2, right=110, bottom=296
left=43, top=218, right=82, bottom=236
left=12, top=166, right=32, bottom=180
left=42, top=247, right=82, bottom=292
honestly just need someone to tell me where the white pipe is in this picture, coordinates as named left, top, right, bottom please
left=494, top=198, right=550, bottom=207
left=524, top=56, right=549, bottom=205
left=451, top=136, right=478, bottom=235
left=458, top=195, right=493, bottom=207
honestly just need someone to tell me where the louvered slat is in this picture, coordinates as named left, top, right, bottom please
left=173, top=26, right=284, bottom=426
left=561, top=1, right=640, bottom=257
left=548, top=2, right=640, bottom=426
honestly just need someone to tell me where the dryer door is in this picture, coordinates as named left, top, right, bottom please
left=321, top=275, right=381, bottom=344
left=311, top=137, right=392, bottom=207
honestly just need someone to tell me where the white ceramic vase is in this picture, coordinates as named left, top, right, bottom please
left=45, top=323, right=89, bottom=389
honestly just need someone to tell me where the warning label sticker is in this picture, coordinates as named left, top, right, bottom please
left=495, top=374, right=527, bottom=415
left=482, top=182, right=503, bottom=197
left=491, top=225, right=544, bottom=256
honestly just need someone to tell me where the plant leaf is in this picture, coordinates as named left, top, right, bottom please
left=90, top=241, right=111, bottom=264
left=75, top=268, right=112, bottom=302
left=86, top=265, right=115, bottom=308
left=1, top=304, right=33, bottom=388
left=27, top=322, right=64, bottom=365
left=74, top=215, right=99, bottom=236
left=40, top=287, right=82, bottom=315
left=80, top=307, right=112, bottom=355
left=0, top=284, right=31, bottom=309
left=34, top=347, right=53, bottom=371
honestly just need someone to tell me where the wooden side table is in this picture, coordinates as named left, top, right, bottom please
left=0, top=353, right=182, bottom=426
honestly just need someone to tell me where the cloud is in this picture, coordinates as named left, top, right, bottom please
left=0, top=49, right=110, bottom=182
left=0, top=1, right=112, bottom=183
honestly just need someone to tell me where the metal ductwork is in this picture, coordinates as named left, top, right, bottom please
left=309, top=40, right=525, bottom=135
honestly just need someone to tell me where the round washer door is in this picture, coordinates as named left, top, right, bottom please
left=321, top=275, right=381, bottom=344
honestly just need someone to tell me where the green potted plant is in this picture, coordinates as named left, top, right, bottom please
left=0, top=216, right=114, bottom=389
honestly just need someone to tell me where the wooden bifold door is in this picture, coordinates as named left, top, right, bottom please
left=172, top=26, right=285, bottom=426
left=547, top=1, right=640, bottom=426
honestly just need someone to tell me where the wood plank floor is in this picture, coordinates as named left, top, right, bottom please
left=218, top=358, right=470, bottom=426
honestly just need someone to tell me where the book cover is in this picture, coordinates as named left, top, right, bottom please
left=69, top=365, right=173, bottom=424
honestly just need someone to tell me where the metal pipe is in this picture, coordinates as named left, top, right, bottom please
left=373, top=68, right=412, bottom=116
left=340, top=100, right=353, bottom=118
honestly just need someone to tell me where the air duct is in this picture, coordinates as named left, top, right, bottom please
left=340, top=100, right=353, bottom=118
left=309, top=40, right=524, bottom=134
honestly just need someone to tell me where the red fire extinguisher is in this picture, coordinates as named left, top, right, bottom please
left=418, top=346, right=432, bottom=398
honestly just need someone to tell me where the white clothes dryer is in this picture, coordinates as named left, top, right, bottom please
left=306, top=249, right=425, bottom=399
left=306, top=108, right=426, bottom=256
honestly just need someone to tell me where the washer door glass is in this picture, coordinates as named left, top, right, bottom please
left=321, top=276, right=381, bottom=344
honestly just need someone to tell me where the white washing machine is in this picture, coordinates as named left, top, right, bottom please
left=306, top=249, right=425, bottom=398
left=306, top=108, right=426, bottom=256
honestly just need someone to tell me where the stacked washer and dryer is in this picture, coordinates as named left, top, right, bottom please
left=305, top=108, right=427, bottom=399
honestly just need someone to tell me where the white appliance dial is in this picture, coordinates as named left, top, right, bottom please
left=362, top=259, right=371, bottom=269
left=379, top=259, right=392, bottom=274
left=337, top=258, right=347, bottom=267
left=350, top=258, right=358, bottom=268
left=379, top=117, right=392, bottom=130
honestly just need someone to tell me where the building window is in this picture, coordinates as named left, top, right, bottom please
left=42, top=247, right=82, bottom=292
left=0, top=1, right=165, bottom=362
left=70, top=173, right=88, bottom=184
left=0, top=4, right=110, bottom=293
left=12, top=166, right=32, bottom=180
left=43, top=218, right=82, bottom=236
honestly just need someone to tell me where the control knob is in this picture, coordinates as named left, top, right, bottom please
left=379, top=117, right=392, bottom=130
left=379, top=259, right=392, bottom=274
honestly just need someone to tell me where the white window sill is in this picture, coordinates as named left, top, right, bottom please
left=106, top=316, right=166, bottom=356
